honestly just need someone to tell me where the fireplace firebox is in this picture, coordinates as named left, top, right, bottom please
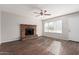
left=20, top=24, right=37, bottom=40
left=25, top=28, right=34, bottom=35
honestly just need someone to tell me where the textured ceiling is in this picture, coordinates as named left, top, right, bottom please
left=0, top=4, right=79, bottom=20
left=27, top=4, right=79, bottom=19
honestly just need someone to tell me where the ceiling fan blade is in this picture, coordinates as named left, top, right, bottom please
left=33, top=12, right=40, bottom=14
left=44, top=14, right=51, bottom=15
left=41, top=10, right=43, bottom=12
left=44, top=10, right=47, bottom=13
left=35, top=15, right=40, bottom=17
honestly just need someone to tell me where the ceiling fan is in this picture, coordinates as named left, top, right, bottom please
left=33, top=10, right=51, bottom=16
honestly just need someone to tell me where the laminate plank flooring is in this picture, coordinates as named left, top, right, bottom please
left=0, top=36, right=79, bottom=55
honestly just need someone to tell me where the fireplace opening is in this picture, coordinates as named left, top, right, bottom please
left=25, top=28, right=34, bottom=35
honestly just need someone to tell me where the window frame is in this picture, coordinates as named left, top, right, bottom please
left=44, top=20, right=62, bottom=33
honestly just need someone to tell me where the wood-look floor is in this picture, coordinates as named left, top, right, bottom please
left=0, top=36, right=79, bottom=55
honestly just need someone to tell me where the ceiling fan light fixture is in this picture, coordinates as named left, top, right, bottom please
left=33, top=9, right=51, bottom=16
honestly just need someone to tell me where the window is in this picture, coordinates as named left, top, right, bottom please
left=44, top=23, right=49, bottom=32
left=44, top=20, right=62, bottom=33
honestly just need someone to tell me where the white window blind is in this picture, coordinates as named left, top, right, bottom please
left=44, top=20, right=62, bottom=33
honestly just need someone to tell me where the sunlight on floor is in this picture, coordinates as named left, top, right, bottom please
left=48, top=41, right=62, bottom=55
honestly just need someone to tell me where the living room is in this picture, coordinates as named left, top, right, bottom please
left=0, top=4, right=79, bottom=55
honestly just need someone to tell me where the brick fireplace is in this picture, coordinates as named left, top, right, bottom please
left=20, top=24, right=37, bottom=40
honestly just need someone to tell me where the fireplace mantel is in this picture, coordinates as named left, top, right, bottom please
left=20, top=24, right=37, bottom=40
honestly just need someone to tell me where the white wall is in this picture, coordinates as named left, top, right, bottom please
left=1, top=11, right=42, bottom=43
left=0, top=10, right=1, bottom=44
left=68, top=13, right=79, bottom=42
left=42, top=12, right=79, bottom=42
left=42, top=17, right=69, bottom=40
